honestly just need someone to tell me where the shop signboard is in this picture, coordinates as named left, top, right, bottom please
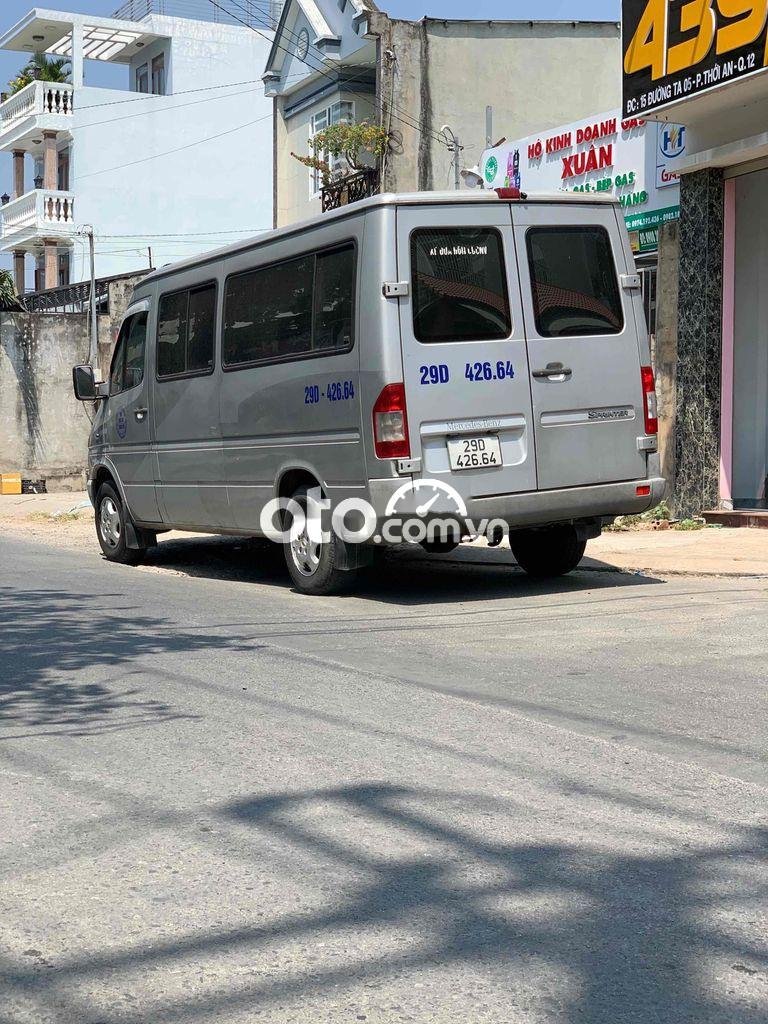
left=623, top=0, right=768, bottom=118
left=479, top=110, right=682, bottom=253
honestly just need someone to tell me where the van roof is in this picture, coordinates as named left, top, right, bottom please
left=138, top=189, right=619, bottom=286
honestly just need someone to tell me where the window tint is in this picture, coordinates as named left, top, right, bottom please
left=109, top=332, right=126, bottom=396
left=157, top=284, right=215, bottom=378
left=313, top=246, right=354, bottom=351
left=123, top=314, right=147, bottom=390
left=410, top=228, right=511, bottom=343
left=188, top=286, right=216, bottom=372
left=109, top=312, right=147, bottom=396
left=526, top=226, right=624, bottom=337
left=223, top=245, right=355, bottom=367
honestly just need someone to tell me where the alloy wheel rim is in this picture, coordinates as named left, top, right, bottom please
left=99, top=496, right=121, bottom=548
left=290, top=523, right=321, bottom=577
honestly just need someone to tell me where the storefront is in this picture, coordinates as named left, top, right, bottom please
left=479, top=110, right=683, bottom=338
left=622, top=0, right=768, bottom=516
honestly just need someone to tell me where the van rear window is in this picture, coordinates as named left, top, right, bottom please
left=526, top=226, right=623, bottom=337
left=410, top=228, right=511, bottom=343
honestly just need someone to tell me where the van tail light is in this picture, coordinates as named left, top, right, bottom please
left=641, top=365, right=658, bottom=435
left=373, top=383, right=410, bottom=459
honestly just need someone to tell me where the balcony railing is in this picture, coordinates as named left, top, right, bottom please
left=0, top=82, right=74, bottom=143
left=321, top=169, right=380, bottom=213
left=1, top=188, right=76, bottom=248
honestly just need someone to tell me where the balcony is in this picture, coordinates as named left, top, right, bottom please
left=0, top=82, right=74, bottom=152
left=0, top=188, right=76, bottom=251
left=321, top=169, right=380, bottom=212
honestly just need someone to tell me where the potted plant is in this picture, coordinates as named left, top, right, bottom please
left=291, top=120, right=388, bottom=188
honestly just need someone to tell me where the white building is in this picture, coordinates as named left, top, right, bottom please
left=0, top=3, right=278, bottom=294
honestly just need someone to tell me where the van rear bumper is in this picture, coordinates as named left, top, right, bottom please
left=368, top=476, right=666, bottom=528
left=465, top=476, right=666, bottom=528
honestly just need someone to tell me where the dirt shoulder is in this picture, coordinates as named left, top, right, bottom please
left=1, top=492, right=766, bottom=578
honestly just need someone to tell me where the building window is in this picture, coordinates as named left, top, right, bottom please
left=309, top=100, right=354, bottom=196
left=136, top=63, right=149, bottom=93
left=151, top=54, right=165, bottom=96
left=223, top=244, right=356, bottom=368
left=58, top=148, right=70, bottom=192
left=58, top=250, right=70, bottom=287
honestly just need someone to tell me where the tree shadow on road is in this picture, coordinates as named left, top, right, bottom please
left=0, top=584, right=253, bottom=738
left=2, top=781, right=765, bottom=1023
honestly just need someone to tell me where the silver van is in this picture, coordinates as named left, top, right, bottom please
left=73, top=190, right=665, bottom=594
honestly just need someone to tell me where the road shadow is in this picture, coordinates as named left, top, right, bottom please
left=138, top=534, right=664, bottom=606
left=2, top=781, right=765, bottom=1022
left=0, top=584, right=263, bottom=739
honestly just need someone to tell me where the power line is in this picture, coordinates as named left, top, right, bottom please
left=76, top=111, right=273, bottom=179
left=223, top=0, right=448, bottom=145
left=63, top=86, right=261, bottom=132
left=76, top=76, right=265, bottom=111
left=207, top=0, right=449, bottom=148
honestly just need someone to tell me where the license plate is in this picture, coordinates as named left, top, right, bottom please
left=447, top=434, right=502, bottom=471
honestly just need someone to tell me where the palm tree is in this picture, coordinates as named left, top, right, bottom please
left=8, top=52, right=71, bottom=95
left=0, top=270, right=24, bottom=312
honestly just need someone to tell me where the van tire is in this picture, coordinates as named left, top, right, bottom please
left=510, top=525, right=586, bottom=579
left=95, top=482, right=145, bottom=565
left=283, top=485, right=354, bottom=595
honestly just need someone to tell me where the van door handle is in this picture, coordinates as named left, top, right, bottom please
left=532, top=363, right=572, bottom=380
left=134, top=407, right=148, bottom=421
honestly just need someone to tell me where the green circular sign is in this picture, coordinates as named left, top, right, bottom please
left=484, top=156, right=498, bottom=184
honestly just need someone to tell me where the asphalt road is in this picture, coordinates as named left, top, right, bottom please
left=1, top=532, right=767, bottom=1024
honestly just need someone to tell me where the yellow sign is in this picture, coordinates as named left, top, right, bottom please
left=622, top=0, right=768, bottom=115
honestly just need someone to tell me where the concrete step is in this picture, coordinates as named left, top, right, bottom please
left=702, top=510, right=768, bottom=528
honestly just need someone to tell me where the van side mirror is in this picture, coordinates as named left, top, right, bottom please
left=72, top=364, right=97, bottom=401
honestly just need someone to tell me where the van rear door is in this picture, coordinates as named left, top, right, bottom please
left=395, top=204, right=537, bottom=506
left=512, top=203, right=647, bottom=490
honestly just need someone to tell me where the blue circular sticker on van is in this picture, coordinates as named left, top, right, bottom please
left=116, top=409, right=127, bottom=439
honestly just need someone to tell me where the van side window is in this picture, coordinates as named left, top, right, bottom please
left=223, top=244, right=355, bottom=368
left=109, top=312, right=148, bottom=396
left=157, top=284, right=216, bottom=379
left=526, top=226, right=624, bottom=337
left=410, top=228, right=511, bottom=343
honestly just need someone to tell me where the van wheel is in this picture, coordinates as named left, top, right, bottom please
left=283, top=485, right=353, bottom=595
left=95, top=482, right=144, bottom=565
left=510, top=525, right=586, bottom=579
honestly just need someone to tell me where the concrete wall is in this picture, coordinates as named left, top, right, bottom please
left=373, top=18, right=622, bottom=194
left=0, top=273, right=144, bottom=490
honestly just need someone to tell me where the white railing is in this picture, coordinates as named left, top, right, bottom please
left=0, top=81, right=74, bottom=136
left=1, top=189, right=76, bottom=240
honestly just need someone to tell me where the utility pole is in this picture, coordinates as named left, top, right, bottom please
left=148, top=246, right=153, bottom=270
left=77, top=225, right=99, bottom=374
left=485, top=106, right=493, bottom=149
left=440, top=125, right=464, bottom=190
